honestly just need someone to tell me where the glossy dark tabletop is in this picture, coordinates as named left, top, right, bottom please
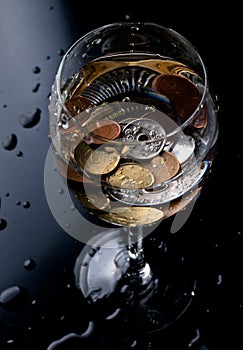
left=0, top=1, right=242, bottom=349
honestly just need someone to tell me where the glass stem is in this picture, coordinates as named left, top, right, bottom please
left=127, top=225, right=152, bottom=287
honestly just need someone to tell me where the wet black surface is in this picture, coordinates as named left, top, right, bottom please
left=0, top=1, right=242, bottom=349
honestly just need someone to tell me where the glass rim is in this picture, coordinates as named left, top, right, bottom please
left=56, top=21, right=208, bottom=139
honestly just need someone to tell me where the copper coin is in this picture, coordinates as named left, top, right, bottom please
left=145, top=150, right=180, bottom=184
left=152, top=74, right=203, bottom=122
left=85, top=119, right=121, bottom=144
left=65, top=95, right=92, bottom=116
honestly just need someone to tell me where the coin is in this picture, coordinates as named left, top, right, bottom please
left=53, top=153, right=93, bottom=183
left=167, top=134, right=195, bottom=164
left=152, top=74, right=203, bottom=122
left=85, top=119, right=121, bottom=144
left=122, top=118, right=166, bottom=159
left=65, top=95, right=92, bottom=116
left=76, top=188, right=110, bottom=211
left=74, top=141, right=120, bottom=175
left=106, top=162, right=154, bottom=189
left=99, top=206, right=164, bottom=227
left=145, top=150, right=180, bottom=184
left=163, top=187, right=201, bottom=219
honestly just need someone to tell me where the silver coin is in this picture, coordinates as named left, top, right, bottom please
left=122, top=118, right=166, bottom=159
left=165, top=134, right=195, bottom=164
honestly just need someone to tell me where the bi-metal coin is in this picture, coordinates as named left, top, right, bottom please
left=122, top=118, right=166, bottom=159
left=106, top=162, right=154, bottom=190
left=74, top=141, right=120, bottom=175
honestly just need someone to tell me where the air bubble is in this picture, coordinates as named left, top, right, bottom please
left=2, top=133, right=17, bottom=150
left=19, top=108, right=41, bottom=128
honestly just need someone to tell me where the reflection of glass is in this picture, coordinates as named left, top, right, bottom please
left=48, top=22, right=218, bottom=332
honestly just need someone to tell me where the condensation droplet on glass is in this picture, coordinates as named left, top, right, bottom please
left=122, top=97, right=130, bottom=102
left=58, top=188, right=64, bottom=194
left=125, top=14, right=130, bottom=20
left=2, top=133, right=17, bottom=150
left=93, top=38, right=102, bottom=45
left=131, top=26, right=139, bottom=31
left=7, top=339, right=14, bottom=344
left=32, top=299, right=36, bottom=305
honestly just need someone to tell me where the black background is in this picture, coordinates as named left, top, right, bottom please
left=0, top=1, right=242, bottom=349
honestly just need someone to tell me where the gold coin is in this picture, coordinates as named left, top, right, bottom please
left=145, top=150, right=180, bottom=184
left=106, top=163, right=154, bottom=189
left=54, top=155, right=93, bottom=183
left=75, top=189, right=110, bottom=211
left=99, top=206, right=164, bottom=227
left=74, top=141, right=120, bottom=175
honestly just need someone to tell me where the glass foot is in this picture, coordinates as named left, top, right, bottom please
left=74, top=229, right=196, bottom=334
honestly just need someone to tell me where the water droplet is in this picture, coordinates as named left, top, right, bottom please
left=2, top=133, right=17, bottom=150
left=49, top=5, right=54, bottom=10
left=16, top=201, right=21, bottom=206
left=46, top=55, right=51, bottom=60
left=188, top=328, right=200, bottom=348
left=32, top=83, right=40, bottom=93
left=7, top=339, right=14, bottom=344
left=58, top=49, right=65, bottom=56
left=0, top=285, right=26, bottom=309
left=0, top=218, right=7, bottom=231
left=16, top=150, right=23, bottom=157
left=3, top=104, right=7, bottom=108
left=24, top=257, right=36, bottom=270
left=19, top=108, right=41, bottom=128
left=22, top=201, right=31, bottom=208
left=217, top=274, right=223, bottom=285
left=32, top=66, right=41, bottom=74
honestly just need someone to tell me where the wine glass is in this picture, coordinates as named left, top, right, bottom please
left=47, top=22, right=218, bottom=334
